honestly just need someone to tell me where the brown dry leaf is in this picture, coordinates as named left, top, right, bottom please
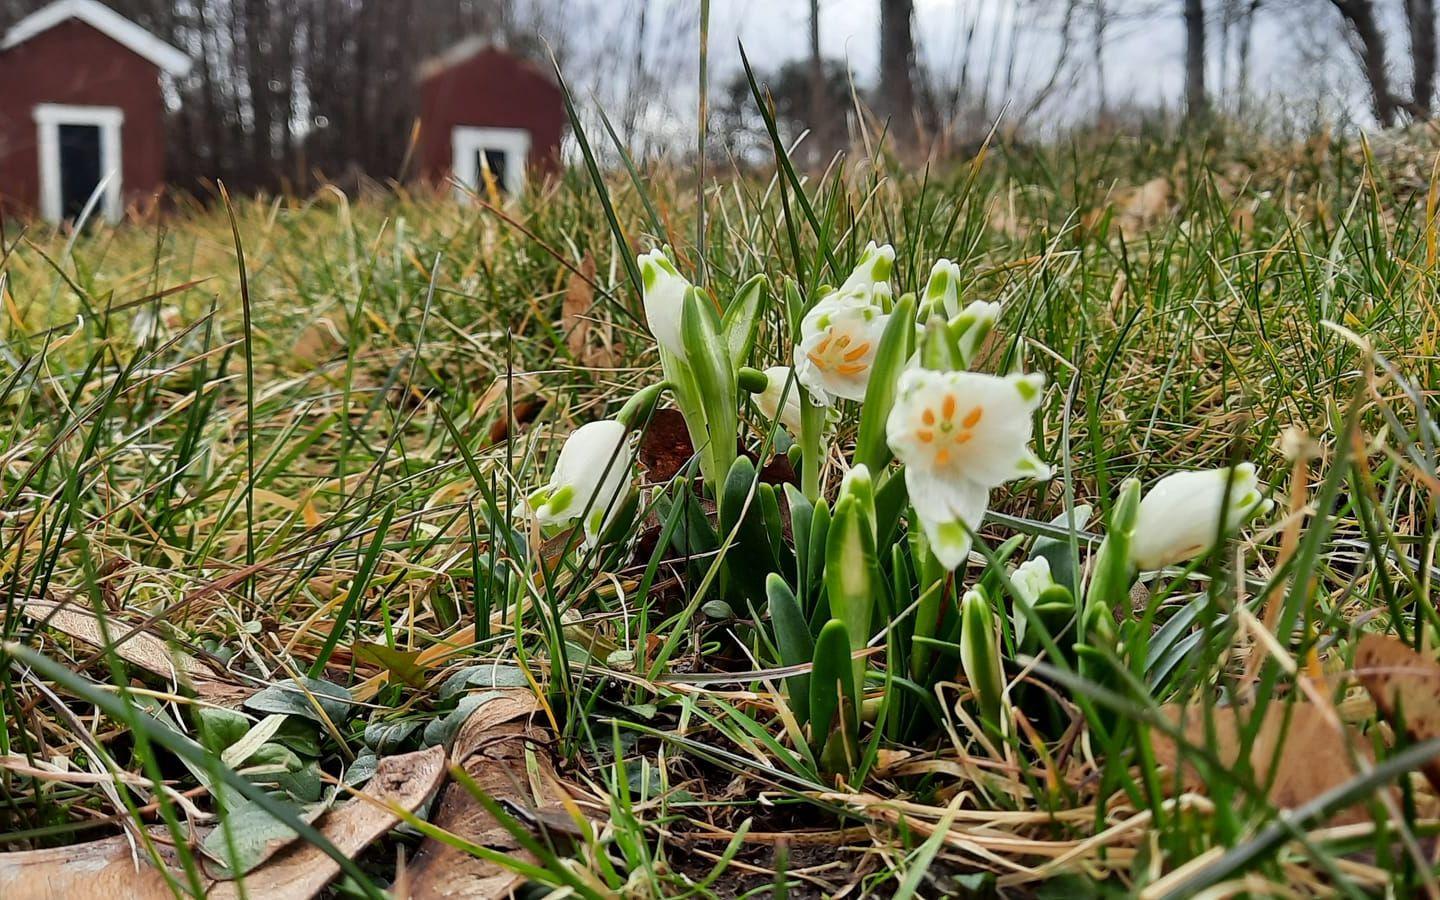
left=1151, top=701, right=1372, bottom=825
left=20, top=599, right=210, bottom=683
left=638, top=408, right=697, bottom=483
left=562, top=254, right=614, bottom=368
left=1356, top=633, right=1440, bottom=793
left=0, top=829, right=192, bottom=900
left=486, top=396, right=547, bottom=445
left=408, top=689, right=583, bottom=900
left=210, top=745, right=447, bottom=900
left=290, top=317, right=346, bottom=369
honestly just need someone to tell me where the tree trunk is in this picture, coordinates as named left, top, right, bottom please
left=1184, top=0, right=1208, bottom=123
left=879, top=0, right=917, bottom=150
left=808, top=0, right=826, bottom=167
left=1407, top=0, right=1437, bottom=118
left=1330, top=0, right=1400, bottom=126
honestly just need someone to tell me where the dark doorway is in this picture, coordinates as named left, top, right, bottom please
left=475, top=148, right=509, bottom=194
left=58, top=124, right=103, bottom=220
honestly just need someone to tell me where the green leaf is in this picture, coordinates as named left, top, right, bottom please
left=719, top=455, right=779, bottom=603
left=785, top=485, right=814, bottom=604
left=201, top=795, right=329, bottom=877
left=1031, top=504, right=1092, bottom=597
left=805, top=499, right=831, bottom=625
left=825, top=491, right=877, bottom=686
left=245, top=677, right=352, bottom=726
left=767, top=574, right=814, bottom=725
left=196, top=707, right=250, bottom=756
left=721, top=274, right=768, bottom=368
left=352, top=642, right=426, bottom=687
left=808, top=619, right=858, bottom=768
left=960, top=588, right=1005, bottom=729
left=853, top=292, right=917, bottom=471
left=680, top=288, right=738, bottom=490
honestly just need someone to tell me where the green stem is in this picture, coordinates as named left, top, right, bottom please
left=799, top=393, right=826, bottom=502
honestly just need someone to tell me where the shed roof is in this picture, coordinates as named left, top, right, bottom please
left=416, top=38, right=555, bottom=87
left=1, top=0, right=191, bottom=77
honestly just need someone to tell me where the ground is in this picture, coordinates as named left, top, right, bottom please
left=1, top=126, right=1438, bottom=897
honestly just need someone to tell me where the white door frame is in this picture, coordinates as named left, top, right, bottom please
left=451, top=125, right=530, bottom=198
left=34, top=103, right=125, bottom=223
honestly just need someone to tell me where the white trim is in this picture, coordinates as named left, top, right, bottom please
left=3, top=0, right=191, bottom=77
left=34, top=103, right=125, bottom=224
left=451, top=126, right=530, bottom=197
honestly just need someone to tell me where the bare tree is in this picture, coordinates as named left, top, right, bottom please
left=1184, top=0, right=1209, bottom=121
left=1329, top=0, right=1403, bottom=124
left=808, top=0, right=828, bottom=167
left=879, top=0, right=918, bottom=149
left=1407, top=0, right=1437, bottom=115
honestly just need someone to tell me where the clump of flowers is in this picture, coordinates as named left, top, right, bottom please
left=520, top=241, right=1273, bottom=777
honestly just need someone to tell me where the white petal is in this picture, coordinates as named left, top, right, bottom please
left=532, top=420, right=631, bottom=527
left=794, top=302, right=889, bottom=405
left=755, top=366, right=805, bottom=432
left=886, top=368, right=1049, bottom=488
left=1129, top=463, right=1269, bottom=570
left=905, top=467, right=989, bottom=570
left=838, top=241, right=895, bottom=294
left=638, top=249, right=690, bottom=357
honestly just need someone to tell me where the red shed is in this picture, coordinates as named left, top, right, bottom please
left=417, top=40, right=565, bottom=198
left=0, top=0, right=190, bottom=223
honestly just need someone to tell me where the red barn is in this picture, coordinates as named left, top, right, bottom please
left=417, top=40, right=565, bottom=198
left=0, top=0, right=190, bottom=223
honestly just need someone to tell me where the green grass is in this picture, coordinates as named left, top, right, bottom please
left=1, top=125, right=1439, bottom=897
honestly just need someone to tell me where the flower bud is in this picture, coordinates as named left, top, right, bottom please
left=838, top=241, right=895, bottom=294
left=1129, top=463, right=1273, bottom=570
left=637, top=248, right=691, bottom=357
left=924, top=258, right=963, bottom=319
left=753, top=365, right=804, bottom=433
left=525, top=420, right=633, bottom=547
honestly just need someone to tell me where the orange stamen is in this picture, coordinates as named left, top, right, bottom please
left=917, top=429, right=934, bottom=443
left=922, top=409, right=936, bottom=426
left=842, top=342, right=870, bottom=362
left=807, top=351, right=826, bottom=367
left=954, top=431, right=973, bottom=445
left=935, top=448, right=951, bottom=466
left=962, top=407, right=983, bottom=428
left=815, top=335, right=833, bottom=354
left=942, top=395, right=957, bottom=419
left=835, top=363, right=866, bottom=376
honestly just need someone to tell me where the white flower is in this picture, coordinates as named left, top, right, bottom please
left=637, top=248, right=692, bottom=357
left=1009, top=556, right=1055, bottom=646
left=754, top=366, right=805, bottom=433
left=951, top=299, right=1000, bottom=365
left=924, top=258, right=963, bottom=319
left=886, top=368, right=1051, bottom=570
left=838, top=241, right=895, bottom=294
left=1129, top=463, right=1273, bottom=570
left=525, top=420, right=633, bottom=547
left=794, top=293, right=890, bottom=406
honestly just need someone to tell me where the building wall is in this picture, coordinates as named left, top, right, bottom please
left=0, top=19, right=166, bottom=217
left=417, top=48, right=565, bottom=181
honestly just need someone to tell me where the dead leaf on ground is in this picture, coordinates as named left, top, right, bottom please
left=18, top=599, right=242, bottom=699
left=638, top=408, right=697, bottom=484
left=1356, top=633, right=1440, bottom=793
left=0, top=828, right=192, bottom=900
left=210, top=745, right=446, bottom=900
left=290, top=317, right=347, bottom=369
left=408, top=689, right=584, bottom=900
left=486, top=395, right=547, bottom=445
left=562, top=254, right=614, bottom=368
left=1151, top=700, right=1372, bottom=825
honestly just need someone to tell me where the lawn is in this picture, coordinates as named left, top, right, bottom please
left=2, top=126, right=1439, bottom=897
